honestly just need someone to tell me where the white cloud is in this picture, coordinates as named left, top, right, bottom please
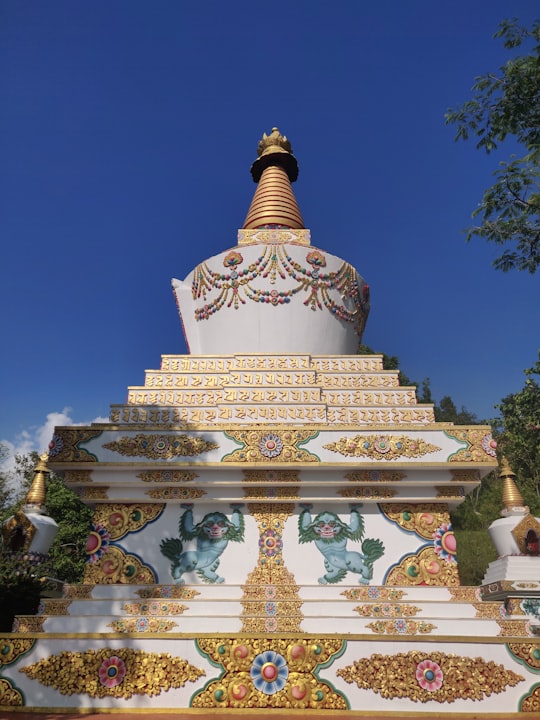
left=0, top=408, right=109, bottom=478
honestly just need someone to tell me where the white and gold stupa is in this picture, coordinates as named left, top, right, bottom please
left=2, top=129, right=539, bottom=718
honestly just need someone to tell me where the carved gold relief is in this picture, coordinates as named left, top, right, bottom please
left=107, top=618, right=178, bottom=633
left=0, top=678, right=23, bottom=707
left=511, top=514, right=540, bottom=554
left=450, top=469, right=480, bottom=483
left=338, top=486, right=397, bottom=499
left=121, top=601, right=187, bottom=615
left=324, top=434, right=440, bottom=459
left=385, top=546, right=460, bottom=587
left=448, top=586, right=480, bottom=602
left=13, top=617, right=45, bottom=633
left=47, top=428, right=101, bottom=462
left=193, top=637, right=347, bottom=709
left=92, top=503, right=164, bottom=540
left=136, top=585, right=199, bottom=600
left=446, top=428, right=498, bottom=462
left=137, top=470, right=199, bottom=483
left=366, top=619, right=436, bottom=634
left=145, top=487, right=206, bottom=500
left=1, top=511, right=36, bottom=552
left=0, top=638, right=36, bottom=667
left=80, top=486, right=109, bottom=500
left=243, top=486, right=300, bottom=500
left=521, top=684, right=540, bottom=712
left=63, top=585, right=93, bottom=599
left=341, top=587, right=406, bottom=601
left=243, top=469, right=300, bottom=483
left=473, top=602, right=504, bottom=619
left=497, top=620, right=531, bottom=637
left=345, top=470, right=406, bottom=483
left=223, top=429, right=318, bottom=463
left=20, top=648, right=205, bottom=699
left=435, top=486, right=465, bottom=499
left=380, top=503, right=451, bottom=538
left=354, top=603, right=419, bottom=617
left=64, top=469, right=93, bottom=483
left=83, top=546, right=156, bottom=585
left=507, top=642, right=540, bottom=671
left=103, top=433, right=218, bottom=459
left=336, top=651, right=523, bottom=702
left=40, top=600, right=71, bottom=616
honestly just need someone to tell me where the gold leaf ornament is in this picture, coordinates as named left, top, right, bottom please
left=324, top=434, right=440, bottom=459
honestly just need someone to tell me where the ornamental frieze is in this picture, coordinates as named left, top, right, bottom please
left=192, top=637, right=347, bottom=709
left=222, top=429, right=319, bottom=463
left=341, top=587, right=406, bottom=601
left=380, top=503, right=451, bottom=539
left=338, top=486, right=397, bottom=500
left=107, top=618, right=178, bottom=633
left=0, top=638, right=36, bottom=668
left=20, top=648, right=205, bottom=699
left=91, top=504, right=164, bottom=540
left=354, top=603, right=419, bottom=617
left=242, top=469, right=300, bottom=483
left=137, top=469, right=199, bottom=483
left=47, top=428, right=101, bottom=462
left=0, top=679, right=23, bottom=707
left=445, top=429, right=497, bottom=462
left=102, top=433, right=218, bottom=459
left=136, top=586, right=199, bottom=600
left=84, top=546, right=156, bottom=585
left=145, top=487, right=206, bottom=500
left=345, top=470, right=407, bottom=483
left=385, top=546, right=459, bottom=587
left=323, top=434, right=440, bottom=459
left=507, top=642, right=540, bottom=672
left=366, top=619, right=436, bottom=635
left=336, top=651, right=523, bottom=702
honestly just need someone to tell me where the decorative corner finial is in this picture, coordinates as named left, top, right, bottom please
left=24, top=452, right=51, bottom=512
left=250, top=127, right=299, bottom=183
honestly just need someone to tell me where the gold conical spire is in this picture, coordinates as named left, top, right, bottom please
left=499, top=456, right=525, bottom=511
left=243, top=127, right=304, bottom=230
left=24, top=453, right=50, bottom=512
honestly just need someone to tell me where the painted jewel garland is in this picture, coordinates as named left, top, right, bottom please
left=20, top=648, right=205, bottom=699
left=191, top=244, right=368, bottom=331
left=324, top=434, right=440, bottom=459
left=336, top=651, right=523, bottom=703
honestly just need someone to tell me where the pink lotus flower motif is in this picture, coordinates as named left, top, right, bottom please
left=98, top=655, right=127, bottom=688
left=306, top=250, right=327, bottom=268
left=374, top=436, right=392, bottom=453
left=416, top=659, right=443, bottom=692
left=481, top=433, right=497, bottom=457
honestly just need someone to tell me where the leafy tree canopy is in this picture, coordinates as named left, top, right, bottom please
left=446, top=18, right=540, bottom=273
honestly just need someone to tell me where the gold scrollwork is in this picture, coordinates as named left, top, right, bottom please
left=103, top=433, right=219, bottom=459
left=366, top=619, right=435, bottom=634
left=385, top=546, right=460, bottom=587
left=341, top=587, right=406, bottom=601
left=0, top=678, right=23, bottom=706
left=0, top=638, right=36, bottom=667
left=345, top=470, right=407, bottom=483
left=136, top=586, right=199, bottom=600
left=354, top=603, right=420, bottom=617
left=192, top=637, right=347, bottom=709
left=63, top=585, right=93, bottom=599
left=338, top=486, right=397, bottom=499
left=40, top=600, right=71, bottom=616
left=83, top=546, right=156, bottom=585
left=92, top=503, right=165, bottom=540
left=445, top=428, right=498, bottom=462
left=521, top=684, right=540, bottom=712
left=47, top=428, right=101, bottom=462
left=145, top=487, right=206, bottom=500
left=324, top=434, right=440, bottom=459
left=20, top=648, right=205, bottom=699
left=380, top=503, right=451, bottom=538
left=136, top=470, right=199, bottom=483
left=107, top=618, right=178, bottom=633
left=81, top=487, right=109, bottom=500
left=497, top=620, right=531, bottom=637
left=336, top=650, right=523, bottom=702
left=121, top=601, right=187, bottom=615
left=507, top=642, right=540, bottom=671
left=223, top=429, right=319, bottom=463
left=242, top=469, right=300, bottom=483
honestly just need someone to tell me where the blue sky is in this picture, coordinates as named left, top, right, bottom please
left=1, top=1, right=539, bottom=466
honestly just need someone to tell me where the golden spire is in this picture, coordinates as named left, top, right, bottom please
left=24, top=453, right=50, bottom=513
left=499, top=456, right=526, bottom=512
left=243, top=127, right=304, bottom=230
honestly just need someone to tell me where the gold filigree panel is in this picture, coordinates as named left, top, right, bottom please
left=380, top=503, right=450, bottom=538
left=341, top=587, right=406, bottom=601
left=497, top=620, right=531, bottom=637
left=223, top=429, right=319, bottom=463
left=521, top=684, right=540, bottom=712
left=64, top=469, right=93, bottom=483
left=324, top=434, right=440, bottom=459
left=83, top=546, right=156, bottom=585
left=507, top=642, right=540, bottom=671
left=107, top=618, right=178, bottom=633
left=13, top=617, right=45, bottom=633
left=446, top=428, right=498, bottom=462
left=435, top=486, right=465, bottom=499
left=193, top=637, right=347, bottom=710
left=80, top=486, right=109, bottom=500
left=20, top=648, right=205, bottom=699
left=336, top=650, right=523, bottom=702
left=40, top=600, right=71, bottom=616
left=0, top=638, right=36, bottom=667
left=345, top=470, right=407, bottom=483
left=63, top=585, right=93, bottom=599
left=136, top=586, right=199, bottom=600
left=103, top=433, right=218, bottom=459
left=512, top=514, right=540, bottom=554
left=0, top=678, right=23, bottom=707
left=48, top=428, right=101, bottom=462
left=121, top=601, right=187, bottom=615
left=1, top=511, right=36, bottom=552
left=145, top=487, right=206, bottom=500
left=366, top=620, right=436, bottom=634
left=243, top=487, right=300, bottom=500
left=354, top=603, right=419, bottom=617
left=243, top=469, right=300, bottom=483
left=448, top=587, right=480, bottom=602
left=338, top=486, right=396, bottom=500
left=450, top=469, right=480, bottom=483
left=473, top=602, right=504, bottom=619
left=92, top=503, right=164, bottom=540
left=385, top=546, right=460, bottom=587
left=137, top=470, right=198, bottom=483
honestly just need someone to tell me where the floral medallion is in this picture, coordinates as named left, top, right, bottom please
left=367, top=619, right=436, bottom=634
left=250, top=651, right=289, bottom=694
left=337, top=650, right=523, bottom=702
left=446, top=428, right=499, bottom=462
left=433, top=523, right=457, bottom=563
left=86, top=522, right=110, bottom=562
left=324, top=434, right=440, bottom=459
left=91, top=503, right=164, bottom=540
left=223, top=429, right=318, bottom=463
left=83, top=546, right=156, bottom=584
left=103, top=433, right=218, bottom=459
left=47, top=428, right=101, bottom=462
left=108, top=618, right=178, bottom=633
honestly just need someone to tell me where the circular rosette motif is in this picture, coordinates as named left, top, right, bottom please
left=481, top=433, right=497, bottom=457
left=416, top=658, right=443, bottom=692
left=86, top=523, right=111, bottom=563
left=258, top=433, right=284, bottom=458
left=432, top=523, right=457, bottom=564
left=98, top=655, right=126, bottom=689
left=259, top=529, right=283, bottom=557
left=47, top=434, right=64, bottom=457
left=250, top=650, right=288, bottom=694
left=372, top=436, right=392, bottom=454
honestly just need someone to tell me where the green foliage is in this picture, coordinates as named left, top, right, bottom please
left=454, top=530, right=498, bottom=586
left=0, top=551, right=54, bottom=632
left=434, top=395, right=480, bottom=424
left=446, top=18, right=540, bottom=273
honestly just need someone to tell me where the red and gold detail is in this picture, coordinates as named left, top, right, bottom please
left=83, top=546, right=156, bottom=585
left=385, top=546, right=460, bottom=587
left=91, top=503, right=164, bottom=541
left=380, top=503, right=451, bottom=539
left=223, top=429, right=319, bottom=463
left=511, top=514, right=540, bottom=554
left=193, top=637, right=347, bottom=710
left=337, top=650, right=523, bottom=703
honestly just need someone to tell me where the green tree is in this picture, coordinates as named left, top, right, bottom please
left=446, top=18, right=540, bottom=273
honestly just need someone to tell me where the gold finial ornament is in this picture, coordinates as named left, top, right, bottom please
left=499, top=456, right=525, bottom=511
left=249, top=126, right=299, bottom=183
left=257, top=127, right=292, bottom=157
left=24, top=452, right=50, bottom=512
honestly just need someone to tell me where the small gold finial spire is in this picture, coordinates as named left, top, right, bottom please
left=249, top=126, right=299, bottom=183
left=499, top=456, right=525, bottom=511
left=24, top=453, right=50, bottom=512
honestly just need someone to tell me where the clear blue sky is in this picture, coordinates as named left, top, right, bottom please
left=1, top=1, right=539, bottom=463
